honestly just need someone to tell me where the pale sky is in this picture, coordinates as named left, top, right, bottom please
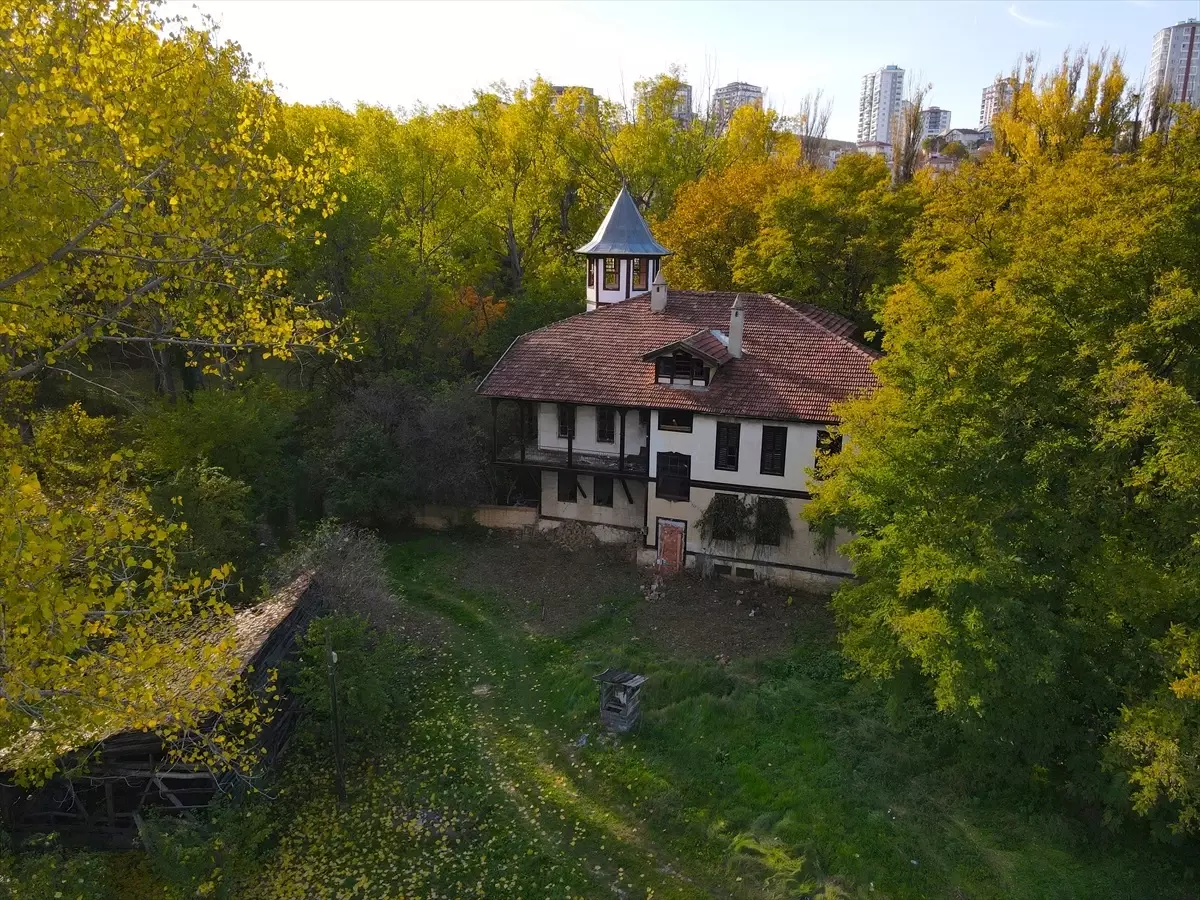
left=166, top=0, right=1200, bottom=140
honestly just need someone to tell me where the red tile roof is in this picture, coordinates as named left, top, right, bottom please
left=478, top=291, right=880, bottom=424
left=643, top=329, right=734, bottom=366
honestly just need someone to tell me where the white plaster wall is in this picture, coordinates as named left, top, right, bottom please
left=646, top=487, right=854, bottom=577
left=540, top=470, right=646, bottom=530
left=635, top=547, right=849, bottom=593
left=537, top=403, right=648, bottom=456
left=648, top=411, right=823, bottom=493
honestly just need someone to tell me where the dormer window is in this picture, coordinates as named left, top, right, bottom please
left=643, top=329, right=733, bottom=390
left=603, top=257, right=619, bottom=290
left=655, top=351, right=708, bottom=386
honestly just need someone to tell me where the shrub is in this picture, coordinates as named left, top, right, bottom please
left=292, top=614, right=414, bottom=746
left=141, top=800, right=279, bottom=899
left=305, top=376, right=492, bottom=526
left=275, top=521, right=398, bottom=625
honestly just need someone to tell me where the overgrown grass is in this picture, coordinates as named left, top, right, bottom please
left=6, top=532, right=1196, bottom=898
left=375, top=534, right=1196, bottom=899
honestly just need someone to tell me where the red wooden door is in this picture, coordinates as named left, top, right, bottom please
left=657, top=519, right=686, bottom=574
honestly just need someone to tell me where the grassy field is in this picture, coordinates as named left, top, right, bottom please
left=250, top=532, right=1195, bottom=899
left=7, top=531, right=1197, bottom=898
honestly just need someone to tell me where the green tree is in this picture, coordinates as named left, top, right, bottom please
left=658, top=157, right=800, bottom=290
left=940, top=141, right=969, bottom=161
left=807, top=105, right=1200, bottom=831
left=734, top=153, right=922, bottom=331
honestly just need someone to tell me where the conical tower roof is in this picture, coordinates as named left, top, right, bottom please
left=576, top=185, right=671, bottom=256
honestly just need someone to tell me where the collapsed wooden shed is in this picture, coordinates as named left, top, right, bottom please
left=0, top=571, right=318, bottom=848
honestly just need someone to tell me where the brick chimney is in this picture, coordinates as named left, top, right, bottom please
left=650, top=269, right=668, bottom=312
left=728, top=294, right=745, bottom=358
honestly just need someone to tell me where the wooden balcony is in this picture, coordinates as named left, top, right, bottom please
left=496, top=442, right=649, bottom=478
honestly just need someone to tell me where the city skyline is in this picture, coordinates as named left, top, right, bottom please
left=166, top=0, right=1200, bottom=141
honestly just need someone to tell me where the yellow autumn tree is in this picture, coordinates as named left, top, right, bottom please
left=0, top=0, right=346, bottom=782
left=0, top=0, right=349, bottom=384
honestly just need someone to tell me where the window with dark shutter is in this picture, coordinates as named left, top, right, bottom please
left=557, top=473, right=577, bottom=503
left=596, top=407, right=616, bottom=443
left=603, top=257, right=619, bottom=290
left=631, top=257, right=648, bottom=291
left=656, top=452, right=691, bottom=501
left=557, top=404, right=575, bottom=439
left=658, top=410, right=693, bottom=432
left=593, top=476, right=614, bottom=507
left=715, top=421, right=740, bottom=471
left=760, top=426, right=787, bottom=476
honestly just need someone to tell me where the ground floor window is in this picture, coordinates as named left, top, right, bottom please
left=704, top=492, right=744, bottom=541
left=753, top=496, right=792, bottom=546
left=594, top=475, right=614, bottom=507
left=557, top=472, right=577, bottom=503
left=656, top=452, right=691, bottom=501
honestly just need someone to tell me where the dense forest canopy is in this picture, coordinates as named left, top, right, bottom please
left=4, top=0, right=1200, bottom=847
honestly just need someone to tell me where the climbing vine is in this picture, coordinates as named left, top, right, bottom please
left=697, top=493, right=794, bottom=547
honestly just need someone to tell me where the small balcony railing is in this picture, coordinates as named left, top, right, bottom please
left=496, top=442, right=649, bottom=477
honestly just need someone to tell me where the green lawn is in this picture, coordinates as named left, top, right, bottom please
left=7, top=531, right=1196, bottom=899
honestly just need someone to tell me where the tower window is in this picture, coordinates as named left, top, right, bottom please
left=603, top=257, right=619, bottom=290
left=631, top=258, right=648, bottom=291
left=588, top=258, right=595, bottom=287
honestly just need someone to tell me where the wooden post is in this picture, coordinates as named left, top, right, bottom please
left=618, top=408, right=626, bottom=473
left=490, top=398, right=499, bottom=462
left=326, top=630, right=347, bottom=805
left=567, top=404, right=574, bottom=470
left=519, top=401, right=526, bottom=463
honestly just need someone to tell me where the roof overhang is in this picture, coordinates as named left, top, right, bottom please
left=641, top=329, right=734, bottom=367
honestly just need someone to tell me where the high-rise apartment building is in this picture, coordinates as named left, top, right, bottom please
left=857, top=65, right=904, bottom=143
left=919, top=107, right=952, bottom=140
left=979, top=78, right=1016, bottom=127
left=1148, top=19, right=1200, bottom=108
left=672, top=83, right=695, bottom=128
left=711, top=81, right=764, bottom=128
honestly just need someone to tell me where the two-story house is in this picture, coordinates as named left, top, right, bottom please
left=477, top=187, right=879, bottom=590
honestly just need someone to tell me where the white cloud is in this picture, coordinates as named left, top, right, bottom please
left=1007, top=4, right=1055, bottom=28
